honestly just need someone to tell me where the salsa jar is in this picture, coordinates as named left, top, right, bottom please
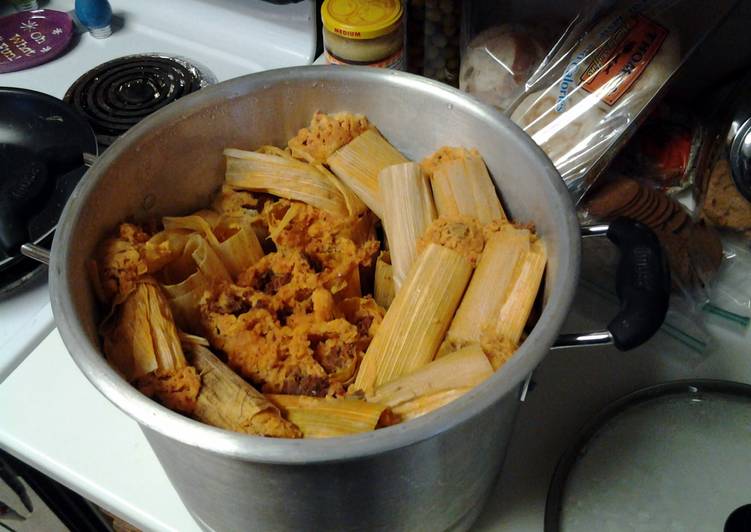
left=322, top=0, right=405, bottom=70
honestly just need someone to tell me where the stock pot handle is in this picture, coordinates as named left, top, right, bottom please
left=553, top=217, right=670, bottom=351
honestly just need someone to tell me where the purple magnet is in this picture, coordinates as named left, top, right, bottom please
left=0, top=10, right=73, bottom=73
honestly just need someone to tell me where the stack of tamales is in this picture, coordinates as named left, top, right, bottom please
left=90, top=113, right=547, bottom=438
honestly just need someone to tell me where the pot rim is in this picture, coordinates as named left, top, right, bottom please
left=50, top=66, right=581, bottom=464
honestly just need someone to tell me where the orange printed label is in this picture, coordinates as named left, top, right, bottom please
left=580, top=15, right=668, bottom=106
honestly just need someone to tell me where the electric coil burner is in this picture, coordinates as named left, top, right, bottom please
left=64, top=54, right=213, bottom=148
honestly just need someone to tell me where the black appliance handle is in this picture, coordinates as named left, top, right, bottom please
left=552, top=217, right=671, bottom=351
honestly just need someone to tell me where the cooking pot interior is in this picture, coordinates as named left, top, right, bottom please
left=52, top=67, right=579, bottom=455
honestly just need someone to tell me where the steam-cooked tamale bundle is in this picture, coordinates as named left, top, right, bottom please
left=483, top=236, right=546, bottom=369
left=367, top=343, right=493, bottom=421
left=326, top=129, right=408, bottom=218
left=353, top=241, right=474, bottom=395
left=267, top=394, right=389, bottom=438
left=417, top=216, right=486, bottom=266
left=160, top=234, right=231, bottom=332
left=287, top=112, right=372, bottom=164
left=379, top=162, right=437, bottom=289
left=102, top=279, right=200, bottom=414
left=186, top=345, right=302, bottom=438
left=421, top=147, right=506, bottom=224
left=224, top=148, right=349, bottom=217
left=163, top=212, right=264, bottom=278
left=438, top=224, right=546, bottom=369
left=90, top=223, right=189, bottom=306
left=374, top=251, right=395, bottom=309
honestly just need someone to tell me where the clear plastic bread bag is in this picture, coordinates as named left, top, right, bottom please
left=506, top=0, right=740, bottom=203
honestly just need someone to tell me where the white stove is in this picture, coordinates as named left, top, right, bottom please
left=0, top=0, right=316, bottom=381
left=1, top=2, right=750, bottom=531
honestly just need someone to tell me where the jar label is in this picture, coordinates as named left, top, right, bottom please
left=324, top=48, right=404, bottom=70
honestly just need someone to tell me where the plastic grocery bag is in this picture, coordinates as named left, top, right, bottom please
left=508, top=0, right=740, bottom=203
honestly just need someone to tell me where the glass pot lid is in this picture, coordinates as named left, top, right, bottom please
left=546, top=380, right=751, bottom=532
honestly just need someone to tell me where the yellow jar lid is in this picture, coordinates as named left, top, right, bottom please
left=322, top=0, right=403, bottom=40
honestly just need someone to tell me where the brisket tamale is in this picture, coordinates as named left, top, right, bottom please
left=353, top=242, right=473, bottom=395
left=267, top=394, right=388, bottom=438
left=327, top=129, right=408, bottom=218
left=421, top=147, right=506, bottom=224
left=186, top=345, right=302, bottom=438
left=367, top=343, right=493, bottom=421
left=379, top=162, right=437, bottom=289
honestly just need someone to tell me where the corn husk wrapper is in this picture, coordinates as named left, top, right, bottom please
left=374, top=251, right=395, bottom=309
left=314, top=161, right=368, bottom=217
left=424, top=147, right=506, bottom=224
left=141, top=230, right=192, bottom=274
left=379, top=162, right=437, bottom=289
left=185, top=345, right=302, bottom=438
left=267, top=395, right=388, bottom=438
left=163, top=211, right=263, bottom=277
left=256, top=144, right=367, bottom=217
left=368, top=343, right=493, bottom=421
left=327, top=129, right=408, bottom=219
left=353, top=243, right=473, bottom=395
left=224, top=148, right=349, bottom=217
left=102, top=280, right=187, bottom=381
left=439, top=226, right=546, bottom=369
left=483, top=237, right=547, bottom=369
left=438, top=224, right=530, bottom=357
left=161, top=234, right=231, bottom=332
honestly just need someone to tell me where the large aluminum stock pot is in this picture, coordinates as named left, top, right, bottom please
left=50, top=66, right=581, bottom=531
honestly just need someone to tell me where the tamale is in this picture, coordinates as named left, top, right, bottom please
left=267, top=394, right=388, bottom=438
left=287, top=112, right=372, bottom=163
left=136, top=367, right=201, bottom=414
left=103, top=280, right=188, bottom=381
left=391, top=389, right=468, bottom=421
left=353, top=243, right=473, bottom=395
left=437, top=224, right=529, bottom=357
left=379, top=162, right=437, bottom=288
left=368, top=343, right=493, bottom=421
left=417, top=216, right=485, bottom=266
left=92, top=223, right=186, bottom=306
left=161, top=234, right=231, bottom=332
left=163, top=213, right=264, bottom=277
left=224, top=148, right=349, bottom=217
left=185, top=344, right=302, bottom=438
left=422, top=147, right=506, bottom=224
left=374, top=251, right=395, bottom=309
left=102, top=279, right=201, bottom=413
left=483, top=237, right=546, bottom=369
left=326, top=129, right=408, bottom=218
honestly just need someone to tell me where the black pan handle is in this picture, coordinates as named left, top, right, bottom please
left=552, top=218, right=670, bottom=351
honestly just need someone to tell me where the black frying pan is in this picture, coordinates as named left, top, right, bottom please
left=0, top=87, right=97, bottom=271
